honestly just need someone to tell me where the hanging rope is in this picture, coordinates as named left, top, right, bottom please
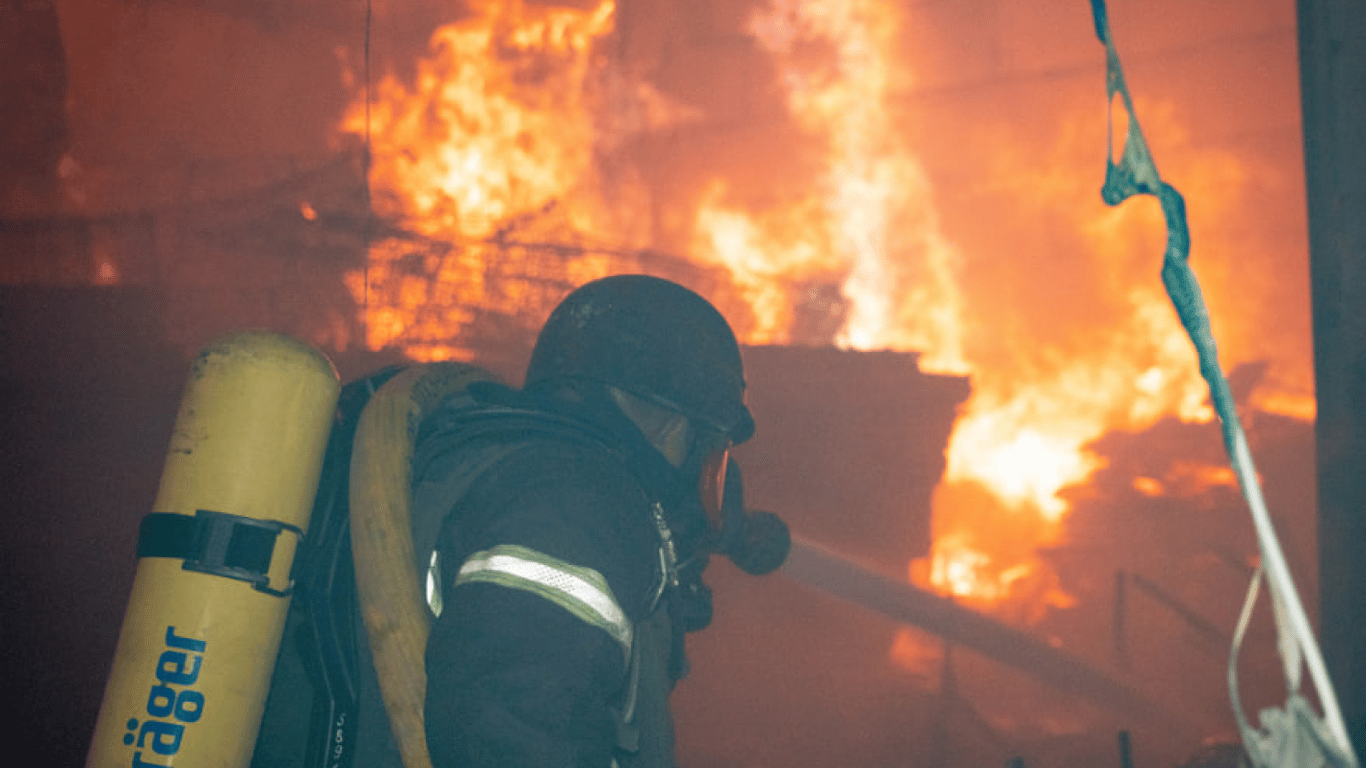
left=1087, top=2, right=1358, bottom=766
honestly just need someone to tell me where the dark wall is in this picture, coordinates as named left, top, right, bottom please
left=1300, top=0, right=1366, bottom=760
left=737, top=346, right=967, bottom=573
left=672, top=345, right=975, bottom=768
left=0, top=287, right=185, bottom=764
left=0, top=0, right=67, bottom=212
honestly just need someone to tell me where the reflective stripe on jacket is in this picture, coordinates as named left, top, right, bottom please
left=454, top=544, right=634, bottom=662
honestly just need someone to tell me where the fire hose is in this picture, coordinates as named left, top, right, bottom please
left=348, top=362, right=502, bottom=768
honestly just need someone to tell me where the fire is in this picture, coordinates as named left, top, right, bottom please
left=889, top=625, right=943, bottom=680
left=737, top=0, right=968, bottom=371
left=906, top=104, right=1252, bottom=610
left=343, top=0, right=1310, bottom=622
left=340, top=0, right=625, bottom=360
left=732, top=1, right=1224, bottom=611
left=346, top=0, right=613, bottom=241
left=691, top=183, right=842, bottom=344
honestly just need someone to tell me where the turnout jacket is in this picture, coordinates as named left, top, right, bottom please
left=410, top=382, right=709, bottom=768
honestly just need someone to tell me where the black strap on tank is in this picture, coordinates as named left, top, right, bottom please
left=138, top=509, right=304, bottom=597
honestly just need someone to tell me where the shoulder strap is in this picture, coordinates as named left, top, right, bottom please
left=252, top=364, right=407, bottom=768
left=411, top=395, right=634, bottom=612
left=410, top=436, right=529, bottom=617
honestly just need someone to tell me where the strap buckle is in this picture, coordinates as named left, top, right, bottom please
left=137, top=509, right=304, bottom=597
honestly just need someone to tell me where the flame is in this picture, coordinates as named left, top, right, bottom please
left=345, top=0, right=613, bottom=241
left=1132, top=476, right=1164, bottom=497
left=726, top=5, right=1304, bottom=614
left=906, top=104, right=1249, bottom=610
left=733, top=0, right=1190, bottom=610
left=340, top=0, right=625, bottom=360
left=343, top=0, right=1310, bottom=619
left=691, top=183, right=844, bottom=344
left=734, top=0, right=968, bottom=371
left=1163, top=460, right=1242, bottom=496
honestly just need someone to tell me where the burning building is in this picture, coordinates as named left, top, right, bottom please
left=0, top=0, right=1333, bottom=765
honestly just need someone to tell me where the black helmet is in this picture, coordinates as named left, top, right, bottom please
left=526, top=274, right=754, bottom=443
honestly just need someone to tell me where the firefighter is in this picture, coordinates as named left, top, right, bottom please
left=411, top=274, right=780, bottom=768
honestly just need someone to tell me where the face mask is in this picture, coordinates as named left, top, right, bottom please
left=705, top=456, right=791, bottom=575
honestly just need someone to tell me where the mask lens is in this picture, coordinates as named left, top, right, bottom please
left=698, top=444, right=730, bottom=528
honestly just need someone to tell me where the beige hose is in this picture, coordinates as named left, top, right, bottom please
left=349, top=362, right=500, bottom=768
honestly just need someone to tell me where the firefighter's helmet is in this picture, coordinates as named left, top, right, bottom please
left=526, top=274, right=754, bottom=443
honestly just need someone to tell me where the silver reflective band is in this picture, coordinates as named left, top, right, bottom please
left=427, top=550, right=444, bottom=618
left=455, top=544, right=633, bottom=657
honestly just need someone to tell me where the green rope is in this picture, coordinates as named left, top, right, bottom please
left=1087, top=3, right=1358, bottom=765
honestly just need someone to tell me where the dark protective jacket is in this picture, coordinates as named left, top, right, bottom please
left=410, top=380, right=713, bottom=768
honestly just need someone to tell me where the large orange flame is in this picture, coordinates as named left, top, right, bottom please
left=340, top=0, right=625, bottom=360
left=342, top=0, right=1312, bottom=622
left=348, top=0, right=613, bottom=241
left=737, top=0, right=968, bottom=370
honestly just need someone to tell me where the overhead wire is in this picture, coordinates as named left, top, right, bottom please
left=363, top=0, right=372, bottom=311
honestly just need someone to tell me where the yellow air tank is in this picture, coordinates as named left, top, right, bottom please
left=86, top=330, right=339, bottom=768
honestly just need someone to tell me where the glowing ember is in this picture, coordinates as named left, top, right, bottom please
left=889, top=626, right=941, bottom=679
left=1163, top=460, right=1242, bottom=496
left=95, top=257, right=119, bottom=285
left=1132, top=476, right=1164, bottom=497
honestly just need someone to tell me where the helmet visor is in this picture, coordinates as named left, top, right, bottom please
left=697, top=440, right=732, bottom=528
